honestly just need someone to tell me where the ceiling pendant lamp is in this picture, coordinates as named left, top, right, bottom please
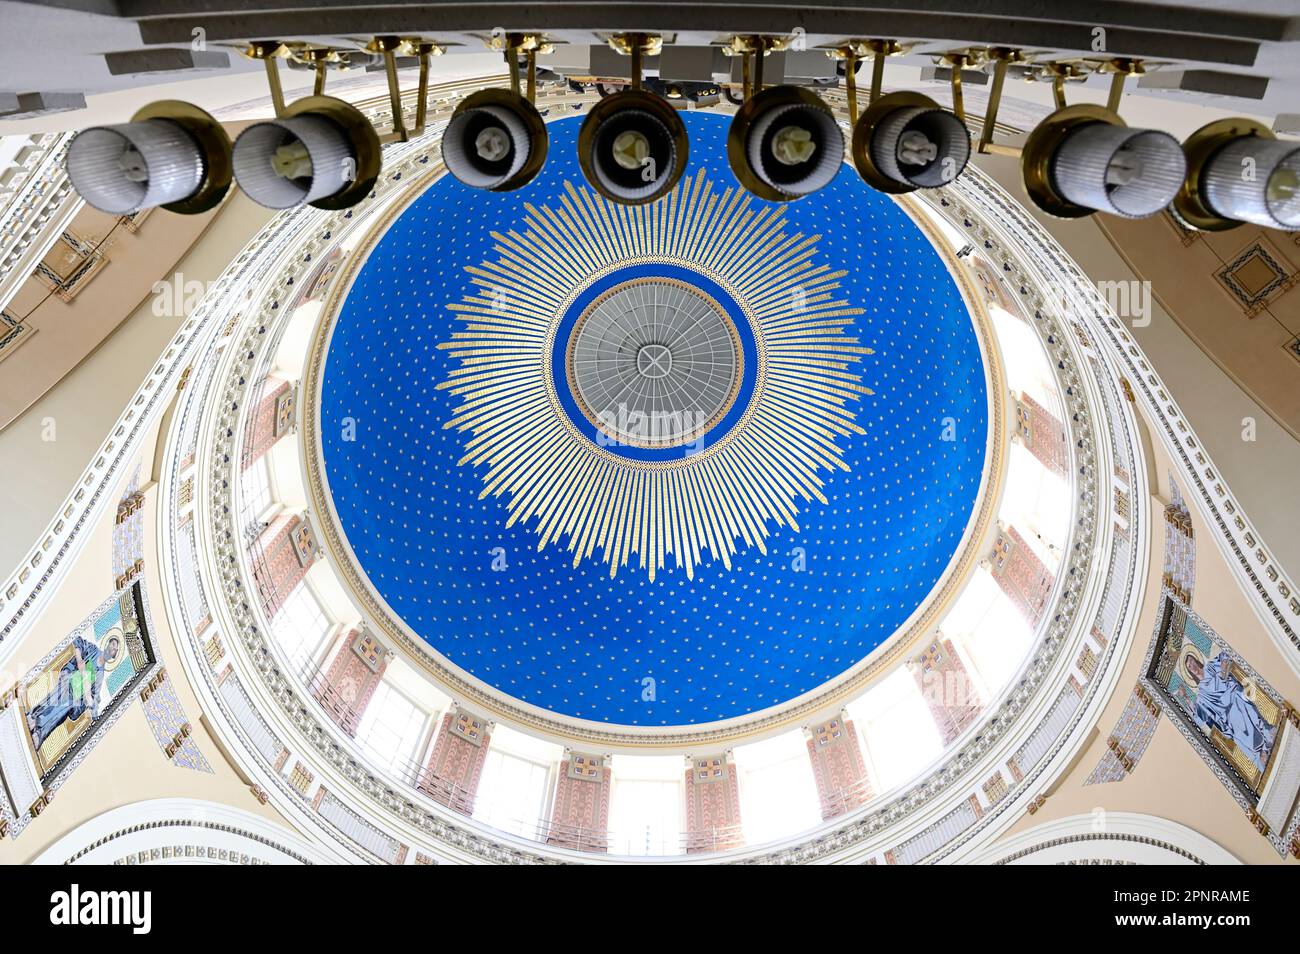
left=65, top=101, right=232, bottom=215
left=232, top=96, right=380, bottom=210
left=444, top=33, right=549, bottom=192
left=853, top=92, right=971, bottom=193
left=230, top=41, right=381, bottom=211
left=1022, top=105, right=1185, bottom=219
left=726, top=36, right=843, bottom=201
left=578, top=33, right=687, bottom=205
left=843, top=42, right=970, bottom=195
left=1176, top=119, right=1300, bottom=231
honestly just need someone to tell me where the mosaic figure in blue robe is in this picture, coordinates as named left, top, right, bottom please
left=26, top=636, right=108, bottom=750
left=1191, top=651, right=1276, bottom=775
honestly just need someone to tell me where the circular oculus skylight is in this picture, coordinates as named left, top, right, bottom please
left=567, top=278, right=742, bottom=449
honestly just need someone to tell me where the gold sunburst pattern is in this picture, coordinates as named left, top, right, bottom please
left=437, top=169, right=873, bottom=580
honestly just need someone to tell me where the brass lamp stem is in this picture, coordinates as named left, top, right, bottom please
left=1103, top=58, right=1143, bottom=115
left=384, top=49, right=407, bottom=140
left=507, top=48, right=521, bottom=96
left=293, top=48, right=337, bottom=98
left=246, top=45, right=288, bottom=118
left=844, top=52, right=858, bottom=123
left=265, top=57, right=286, bottom=116
left=415, top=49, right=430, bottom=130
left=978, top=48, right=1024, bottom=155
left=365, top=36, right=410, bottom=141
left=1106, top=70, right=1126, bottom=114
left=863, top=39, right=900, bottom=104
left=941, top=51, right=983, bottom=125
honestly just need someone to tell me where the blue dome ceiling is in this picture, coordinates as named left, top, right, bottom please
left=320, top=111, right=988, bottom=727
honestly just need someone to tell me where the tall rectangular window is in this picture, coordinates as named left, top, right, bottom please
left=473, top=749, right=553, bottom=839
left=355, top=681, right=428, bottom=781
left=849, top=667, right=945, bottom=793
left=272, top=585, right=331, bottom=674
left=734, top=733, right=822, bottom=846
left=609, top=757, right=683, bottom=856
left=240, top=456, right=275, bottom=524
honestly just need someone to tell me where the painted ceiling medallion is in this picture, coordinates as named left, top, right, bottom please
left=438, top=171, right=872, bottom=580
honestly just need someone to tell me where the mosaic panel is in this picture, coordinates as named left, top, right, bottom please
left=1085, top=685, right=1161, bottom=785
left=0, top=583, right=158, bottom=838
left=1141, top=591, right=1300, bottom=854
left=140, top=669, right=212, bottom=773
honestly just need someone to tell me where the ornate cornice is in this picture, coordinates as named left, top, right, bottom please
left=952, top=172, right=1300, bottom=673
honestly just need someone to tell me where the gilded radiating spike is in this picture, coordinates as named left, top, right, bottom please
left=436, top=173, right=873, bottom=579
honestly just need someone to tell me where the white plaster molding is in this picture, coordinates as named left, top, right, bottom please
left=969, top=811, right=1242, bottom=865
left=30, top=797, right=346, bottom=865
left=0, top=132, right=79, bottom=315
left=12, top=74, right=1260, bottom=865
left=948, top=171, right=1300, bottom=679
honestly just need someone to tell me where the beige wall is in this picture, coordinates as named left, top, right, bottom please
left=0, top=191, right=273, bottom=577
left=2, top=110, right=1296, bottom=864
left=1, top=202, right=221, bottom=429
left=1095, top=215, right=1300, bottom=443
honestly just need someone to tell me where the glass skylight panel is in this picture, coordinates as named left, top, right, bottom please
left=989, top=304, right=1062, bottom=407
left=1001, top=442, right=1070, bottom=569
left=609, top=777, right=684, bottom=856
left=271, top=585, right=332, bottom=675
left=609, top=756, right=685, bottom=856
left=948, top=571, right=1035, bottom=696
left=239, top=456, right=275, bottom=524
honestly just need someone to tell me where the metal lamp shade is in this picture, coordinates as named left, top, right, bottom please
left=232, top=114, right=357, bottom=210
left=1202, top=138, right=1300, bottom=229
left=743, top=99, right=843, bottom=199
left=443, top=104, right=532, bottom=189
left=869, top=105, right=970, bottom=189
left=66, top=119, right=206, bottom=215
left=1051, top=123, right=1185, bottom=218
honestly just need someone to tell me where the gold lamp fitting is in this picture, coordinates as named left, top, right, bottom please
left=608, top=32, right=662, bottom=57
left=243, top=41, right=291, bottom=116
left=1026, top=60, right=1089, bottom=110
left=851, top=90, right=949, bottom=195
left=976, top=47, right=1027, bottom=155
left=293, top=47, right=342, bottom=97
left=279, top=95, right=383, bottom=210
left=724, top=35, right=792, bottom=99
left=938, top=49, right=985, bottom=124
left=1096, top=57, right=1146, bottom=114
left=129, top=100, right=233, bottom=214
left=828, top=41, right=885, bottom=123
left=1174, top=117, right=1275, bottom=232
